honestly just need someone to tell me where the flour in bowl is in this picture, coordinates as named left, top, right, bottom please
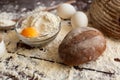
left=17, top=11, right=61, bottom=40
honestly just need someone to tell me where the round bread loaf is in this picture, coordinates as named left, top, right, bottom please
left=58, top=27, right=106, bottom=66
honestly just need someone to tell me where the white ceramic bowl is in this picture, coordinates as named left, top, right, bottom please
left=0, top=20, right=16, bottom=30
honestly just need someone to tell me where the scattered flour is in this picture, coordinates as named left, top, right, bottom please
left=0, top=2, right=120, bottom=80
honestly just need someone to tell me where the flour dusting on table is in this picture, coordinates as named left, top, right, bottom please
left=0, top=6, right=120, bottom=80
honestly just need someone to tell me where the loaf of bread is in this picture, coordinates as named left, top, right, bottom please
left=58, top=27, right=106, bottom=66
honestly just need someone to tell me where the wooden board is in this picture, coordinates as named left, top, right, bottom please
left=0, top=20, right=120, bottom=80
left=0, top=0, right=120, bottom=80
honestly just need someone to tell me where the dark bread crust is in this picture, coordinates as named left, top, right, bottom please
left=59, top=27, right=106, bottom=66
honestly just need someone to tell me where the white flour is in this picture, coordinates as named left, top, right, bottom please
left=0, top=4, right=120, bottom=80
left=18, top=11, right=61, bottom=39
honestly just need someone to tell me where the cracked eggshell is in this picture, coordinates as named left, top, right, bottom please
left=0, top=35, right=6, bottom=56
left=57, top=3, right=76, bottom=19
left=71, top=11, right=88, bottom=28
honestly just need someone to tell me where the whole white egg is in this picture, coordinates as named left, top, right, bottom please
left=57, top=3, right=76, bottom=19
left=71, top=11, right=88, bottom=28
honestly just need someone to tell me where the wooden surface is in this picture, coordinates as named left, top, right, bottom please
left=0, top=0, right=120, bottom=80
left=0, top=19, right=120, bottom=80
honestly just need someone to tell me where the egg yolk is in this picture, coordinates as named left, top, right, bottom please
left=21, top=27, right=39, bottom=38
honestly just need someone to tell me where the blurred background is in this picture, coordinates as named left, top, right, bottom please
left=0, top=0, right=93, bottom=12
